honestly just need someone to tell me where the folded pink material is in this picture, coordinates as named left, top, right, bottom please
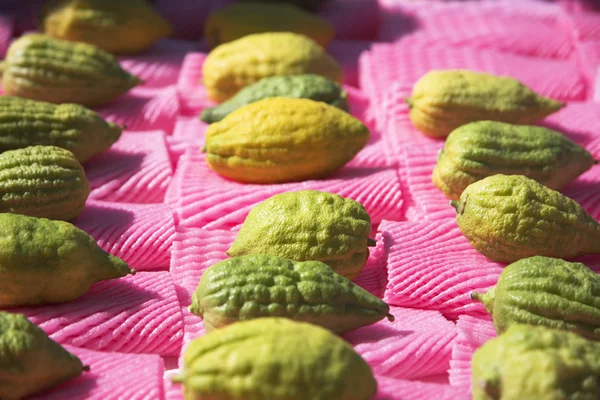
left=30, top=346, right=165, bottom=400
left=344, top=306, right=457, bottom=379
left=5, top=272, right=184, bottom=356
left=563, top=165, right=600, bottom=220
left=540, top=101, right=600, bottom=151
left=374, top=374, right=469, bottom=400
left=381, top=219, right=503, bottom=319
left=166, top=150, right=403, bottom=230
left=85, top=131, right=174, bottom=203
left=73, top=200, right=176, bottom=271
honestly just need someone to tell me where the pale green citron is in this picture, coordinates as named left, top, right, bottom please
left=173, top=318, right=377, bottom=400
left=472, top=324, right=600, bottom=400
left=472, top=256, right=600, bottom=339
left=0, top=312, right=87, bottom=400
left=433, top=121, right=595, bottom=200
left=452, top=174, right=600, bottom=263
left=227, top=190, right=374, bottom=280
left=190, top=254, right=392, bottom=332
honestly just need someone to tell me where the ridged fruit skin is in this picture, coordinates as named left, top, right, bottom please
left=41, top=0, right=172, bottom=55
left=472, top=324, right=600, bottom=400
left=238, top=0, right=329, bottom=12
left=228, top=191, right=372, bottom=279
left=203, top=32, right=343, bottom=102
left=406, top=70, right=565, bottom=138
left=452, top=174, right=600, bottom=263
left=0, top=213, right=134, bottom=307
left=0, top=146, right=90, bottom=221
left=0, top=312, right=85, bottom=400
left=173, top=318, right=377, bottom=400
left=205, top=2, right=334, bottom=49
left=0, top=96, right=122, bottom=163
left=0, top=34, right=140, bottom=107
left=204, top=98, right=369, bottom=183
left=433, top=121, right=595, bottom=200
left=200, top=74, right=348, bottom=123
left=472, top=256, right=600, bottom=340
left=190, top=254, right=391, bottom=332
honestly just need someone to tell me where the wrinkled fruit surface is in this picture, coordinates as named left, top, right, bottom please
left=228, top=190, right=372, bottom=279
left=203, top=32, right=342, bottom=102
left=204, top=98, right=369, bottom=184
left=174, top=318, right=377, bottom=400
left=0, top=312, right=84, bottom=400
left=407, top=70, right=564, bottom=138
left=472, top=324, right=600, bottom=400
left=201, top=74, right=348, bottom=123
left=0, top=213, right=133, bottom=306
left=0, top=97, right=122, bottom=162
left=190, top=254, right=391, bottom=332
left=1, top=34, right=140, bottom=107
left=433, top=121, right=595, bottom=200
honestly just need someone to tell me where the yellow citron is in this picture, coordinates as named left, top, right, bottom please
left=202, top=32, right=343, bottom=102
left=205, top=2, right=334, bottom=49
left=203, top=97, right=369, bottom=184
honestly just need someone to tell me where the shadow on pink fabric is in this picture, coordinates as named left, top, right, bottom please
left=322, top=0, right=381, bottom=41
left=73, top=200, right=176, bottom=271
left=374, top=374, right=469, bottom=400
left=381, top=219, right=503, bottom=319
left=29, top=346, right=165, bottom=400
left=6, top=272, right=184, bottom=356
left=0, top=13, right=13, bottom=58
left=85, top=131, right=174, bottom=204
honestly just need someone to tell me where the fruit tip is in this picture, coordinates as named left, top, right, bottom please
left=171, top=374, right=184, bottom=384
left=594, top=159, right=599, bottom=165
left=82, top=365, right=91, bottom=372
left=200, top=145, right=207, bottom=153
left=130, top=268, right=137, bottom=276
left=405, top=97, right=413, bottom=108
left=386, top=313, right=395, bottom=322
left=450, top=200, right=458, bottom=210
left=367, top=238, right=377, bottom=247
left=470, top=291, right=483, bottom=302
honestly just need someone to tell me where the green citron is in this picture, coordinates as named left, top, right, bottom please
left=238, top=0, right=329, bottom=12
left=228, top=191, right=373, bottom=279
left=204, top=98, right=369, bottom=184
left=0, top=34, right=140, bottom=107
left=0, top=213, right=134, bottom=306
left=472, top=256, right=600, bottom=340
left=434, top=121, right=595, bottom=200
left=173, top=318, right=377, bottom=400
left=452, top=174, right=600, bottom=263
left=0, top=312, right=87, bottom=400
left=0, top=146, right=90, bottom=221
left=200, top=74, right=348, bottom=123
left=472, top=324, right=600, bottom=400
left=0, top=97, right=122, bottom=163
left=406, top=70, right=565, bottom=138
left=190, top=254, right=392, bottom=333
left=203, top=32, right=342, bottom=102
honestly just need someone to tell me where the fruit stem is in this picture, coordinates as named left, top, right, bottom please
left=470, top=291, right=483, bottom=302
left=450, top=200, right=458, bottom=210
left=200, top=145, right=207, bottom=153
left=171, top=374, right=184, bottom=384
left=82, top=365, right=91, bottom=372
left=367, top=238, right=377, bottom=247
left=595, top=159, right=599, bottom=165
left=386, top=313, right=395, bottom=322
left=130, top=268, right=137, bottom=276
left=405, top=97, right=413, bottom=108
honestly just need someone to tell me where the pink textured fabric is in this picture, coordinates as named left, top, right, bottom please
left=353, top=231, right=388, bottom=298
left=119, top=39, right=198, bottom=88
left=328, top=41, right=372, bottom=88
left=5, top=272, right=184, bottom=356
left=0, top=13, right=13, bottom=58
left=96, top=86, right=181, bottom=134
left=321, top=0, right=380, bottom=41
left=73, top=200, right=175, bottom=271
left=85, top=131, right=174, bottom=203
left=374, top=375, right=469, bottom=400
left=570, top=13, right=600, bottom=40
left=176, top=52, right=215, bottom=115
left=449, top=315, right=496, bottom=391
left=164, top=376, right=184, bottom=400
left=378, top=1, right=575, bottom=59
left=540, top=101, right=600, bottom=151
left=359, top=39, right=589, bottom=108
left=382, top=219, right=503, bottom=319
left=166, top=150, right=403, bottom=230
left=344, top=307, right=457, bottom=379
left=31, top=346, right=165, bottom=400
left=154, top=0, right=234, bottom=41
left=562, top=165, right=600, bottom=220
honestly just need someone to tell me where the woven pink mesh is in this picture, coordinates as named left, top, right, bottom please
left=72, top=200, right=175, bottom=271
left=85, top=131, right=173, bottom=203
left=374, top=374, right=469, bottom=400
left=381, top=219, right=503, bottom=319
left=165, top=150, right=403, bottom=230
left=344, top=306, right=457, bottom=379
left=448, top=315, right=496, bottom=391
left=30, top=346, right=165, bottom=400
left=6, top=272, right=183, bottom=355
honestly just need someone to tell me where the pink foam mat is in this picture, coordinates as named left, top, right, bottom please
left=165, top=149, right=404, bottom=231
left=344, top=306, right=457, bottom=380
left=73, top=200, right=176, bottom=271
left=374, top=374, right=469, bottom=400
left=3, top=272, right=184, bottom=356
left=381, top=219, right=503, bottom=319
left=30, top=346, right=165, bottom=400
left=85, top=131, right=174, bottom=204
left=119, top=39, right=199, bottom=88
